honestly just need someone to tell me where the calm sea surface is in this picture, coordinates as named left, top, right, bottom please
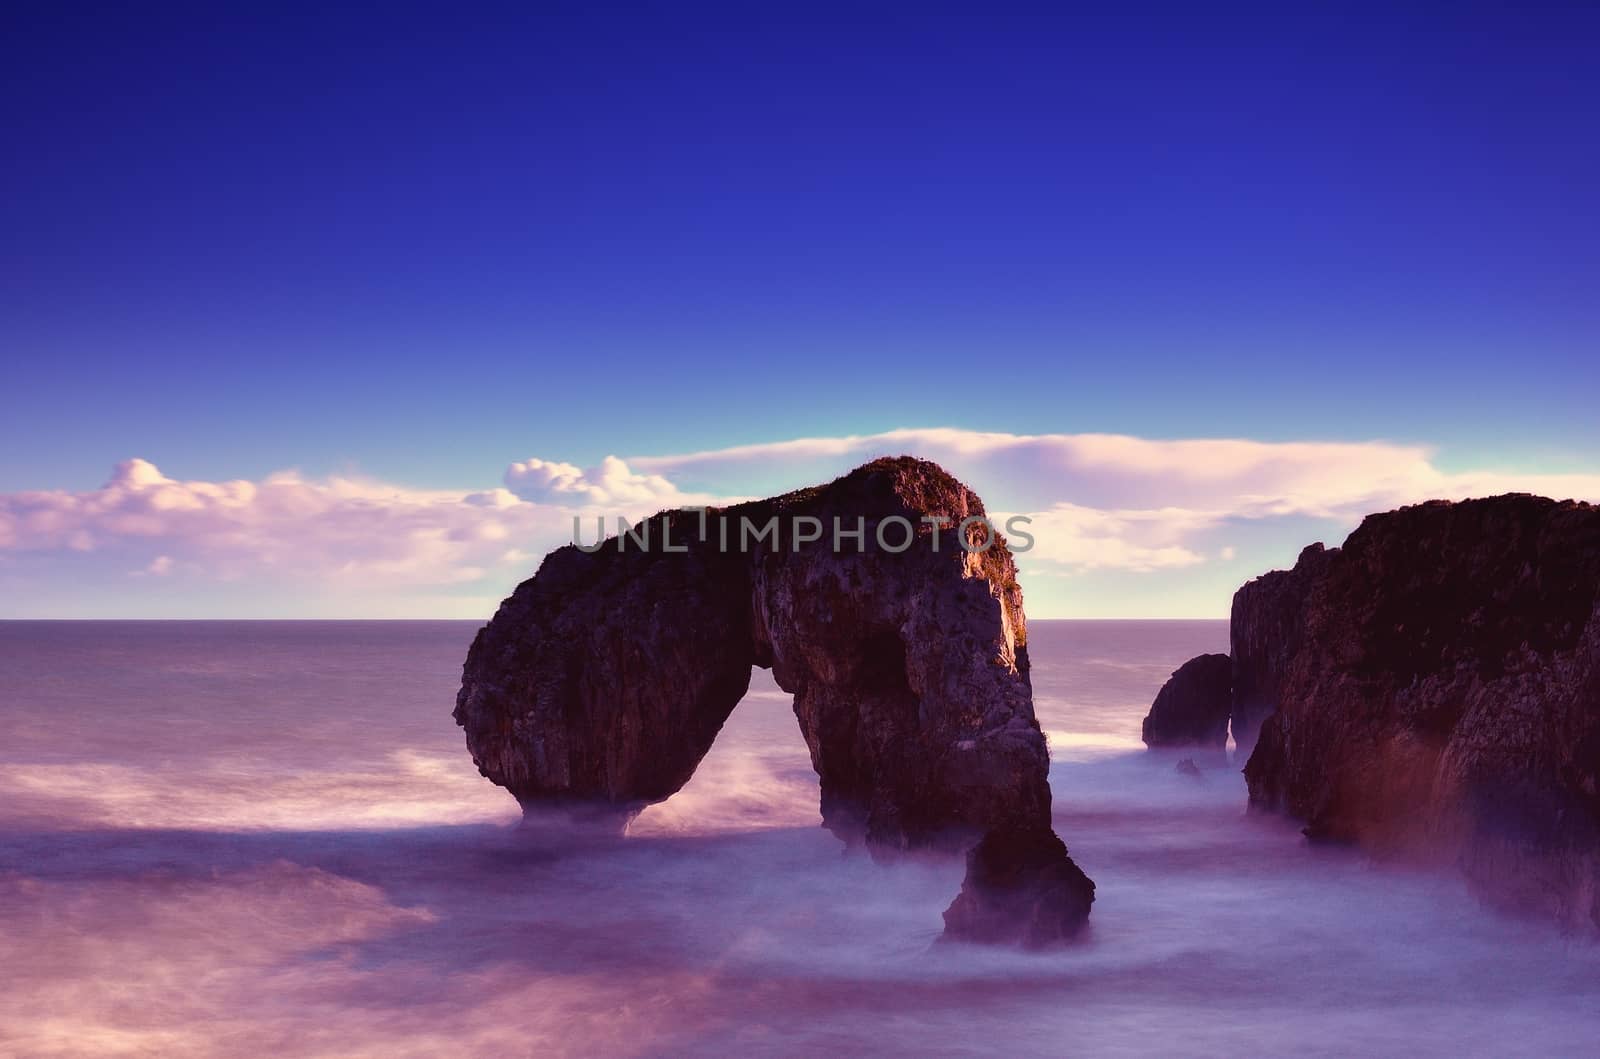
left=2, top=620, right=1597, bottom=1057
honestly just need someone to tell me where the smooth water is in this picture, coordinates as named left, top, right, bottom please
left=2, top=620, right=1596, bottom=1057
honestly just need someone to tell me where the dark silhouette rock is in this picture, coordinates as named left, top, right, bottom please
left=1141, top=653, right=1232, bottom=761
left=455, top=456, right=1094, bottom=943
left=1238, top=494, right=1600, bottom=931
left=1175, top=757, right=1204, bottom=779
left=943, top=826, right=1095, bottom=947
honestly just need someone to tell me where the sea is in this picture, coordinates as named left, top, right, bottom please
left=2, top=619, right=1597, bottom=1057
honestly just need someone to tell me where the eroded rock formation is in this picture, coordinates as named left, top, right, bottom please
left=1141, top=653, right=1232, bottom=762
left=455, top=456, right=1094, bottom=942
left=1238, top=494, right=1600, bottom=931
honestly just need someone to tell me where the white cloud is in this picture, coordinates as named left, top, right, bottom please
left=0, top=459, right=602, bottom=591
left=504, top=455, right=699, bottom=508
left=629, top=428, right=1600, bottom=573
left=631, top=428, right=1600, bottom=514
left=2, top=431, right=1597, bottom=616
left=1002, top=503, right=1212, bottom=572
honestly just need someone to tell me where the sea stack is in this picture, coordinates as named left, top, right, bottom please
left=1236, top=494, right=1600, bottom=931
left=1141, top=652, right=1232, bottom=763
left=455, top=456, right=1095, bottom=944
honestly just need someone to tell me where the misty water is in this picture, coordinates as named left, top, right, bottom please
left=2, top=620, right=1597, bottom=1057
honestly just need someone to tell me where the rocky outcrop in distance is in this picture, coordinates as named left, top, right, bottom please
left=1141, top=652, right=1232, bottom=762
left=1236, top=494, right=1600, bottom=931
left=455, top=456, right=1094, bottom=944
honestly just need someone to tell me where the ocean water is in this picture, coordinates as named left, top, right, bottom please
left=2, top=619, right=1597, bottom=1057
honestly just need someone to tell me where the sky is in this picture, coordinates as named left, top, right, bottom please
left=2, top=5, right=1597, bottom=618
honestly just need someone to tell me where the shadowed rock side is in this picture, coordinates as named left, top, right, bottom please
left=942, top=827, right=1095, bottom=947
left=1229, top=543, right=1333, bottom=756
left=455, top=456, right=1094, bottom=943
left=1141, top=653, right=1232, bottom=763
left=1239, top=494, right=1600, bottom=931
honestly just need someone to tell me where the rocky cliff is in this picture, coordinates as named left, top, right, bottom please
left=455, top=456, right=1094, bottom=943
left=1239, top=494, right=1600, bottom=931
left=1229, top=543, right=1334, bottom=756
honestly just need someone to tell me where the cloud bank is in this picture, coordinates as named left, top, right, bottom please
left=2, top=431, right=1596, bottom=616
left=0, top=457, right=694, bottom=605
left=629, top=428, right=1600, bottom=576
left=631, top=428, right=1600, bottom=519
left=503, top=455, right=695, bottom=507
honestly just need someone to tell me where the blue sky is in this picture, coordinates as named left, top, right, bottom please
left=2, top=5, right=1597, bottom=617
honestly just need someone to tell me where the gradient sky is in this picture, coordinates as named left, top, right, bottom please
left=3, top=6, right=1598, bottom=617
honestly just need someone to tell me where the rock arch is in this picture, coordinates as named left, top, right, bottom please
left=454, top=457, right=1093, bottom=944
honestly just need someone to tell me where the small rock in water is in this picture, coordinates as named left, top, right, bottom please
left=942, top=826, right=1096, bottom=948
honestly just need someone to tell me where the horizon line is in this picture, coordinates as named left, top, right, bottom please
left=0, top=614, right=1231, bottom=622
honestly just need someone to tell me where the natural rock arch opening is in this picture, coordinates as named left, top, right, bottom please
left=626, top=665, right=821, bottom=836
left=454, top=457, right=1094, bottom=944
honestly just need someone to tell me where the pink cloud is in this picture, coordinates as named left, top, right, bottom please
left=0, top=459, right=646, bottom=590
left=628, top=429, right=1600, bottom=576
left=3, top=433, right=1597, bottom=616
left=503, top=454, right=703, bottom=507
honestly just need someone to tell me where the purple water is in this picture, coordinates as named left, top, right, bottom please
left=2, top=620, right=1597, bottom=1056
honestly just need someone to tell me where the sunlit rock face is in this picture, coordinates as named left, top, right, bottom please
left=455, top=456, right=1094, bottom=943
left=1239, top=495, right=1600, bottom=931
left=1141, top=653, right=1232, bottom=763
